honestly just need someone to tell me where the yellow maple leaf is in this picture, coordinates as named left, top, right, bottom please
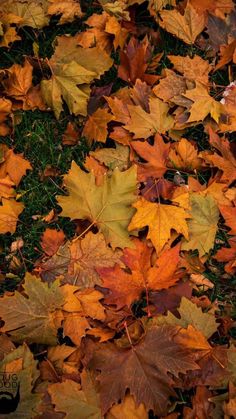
left=125, top=97, right=174, bottom=138
left=183, top=82, right=223, bottom=123
left=181, top=193, right=219, bottom=257
left=159, top=2, right=205, bottom=45
left=57, top=161, right=137, bottom=249
left=128, top=197, right=189, bottom=252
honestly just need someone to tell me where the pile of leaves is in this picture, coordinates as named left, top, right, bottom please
left=0, top=0, right=236, bottom=417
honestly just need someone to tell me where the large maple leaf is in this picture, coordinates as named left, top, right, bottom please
left=57, top=161, right=137, bottom=249
left=159, top=2, right=205, bottom=45
left=0, top=274, right=64, bottom=345
left=89, top=325, right=198, bottom=415
left=129, top=197, right=189, bottom=252
left=41, top=35, right=113, bottom=118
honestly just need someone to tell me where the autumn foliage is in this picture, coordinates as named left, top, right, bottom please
left=0, top=0, right=236, bottom=417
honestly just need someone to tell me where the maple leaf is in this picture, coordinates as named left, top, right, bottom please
left=41, top=35, right=113, bottom=118
left=132, top=134, right=169, bottom=181
left=0, top=274, right=64, bottom=345
left=0, top=344, right=41, bottom=418
left=36, top=242, right=71, bottom=283
left=98, top=240, right=181, bottom=307
left=201, top=129, right=236, bottom=184
left=148, top=0, right=176, bottom=15
left=190, top=0, right=234, bottom=19
left=155, top=297, right=218, bottom=339
left=0, top=144, right=32, bottom=186
left=159, top=2, right=205, bottom=45
left=214, top=237, right=236, bottom=274
left=47, top=0, right=83, bottom=24
left=183, top=82, right=223, bottom=123
left=107, top=394, right=148, bottom=419
left=153, top=69, right=186, bottom=102
left=98, top=264, right=145, bottom=308
left=168, top=55, right=212, bottom=85
left=57, top=161, right=137, bottom=249
left=168, top=138, right=202, bottom=171
left=125, top=97, right=174, bottom=139
left=90, top=325, right=198, bottom=415
left=82, top=107, right=114, bottom=144
left=105, top=15, right=128, bottom=50
left=90, top=144, right=130, bottom=171
left=219, top=206, right=236, bottom=235
left=181, top=194, right=219, bottom=257
left=147, top=244, right=181, bottom=290
left=48, top=372, right=101, bottom=419
left=3, top=60, right=33, bottom=99
left=118, top=37, right=158, bottom=85
left=0, top=24, right=21, bottom=48
left=85, top=156, right=107, bottom=186
left=0, top=198, right=24, bottom=234
left=1, top=0, right=49, bottom=28
left=68, top=232, right=122, bottom=287
left=62, top=121, right=80, bottom=145
left=40, top=228, right=65, bottom=256
left=183, top=386, right=214, bottom=418
left=129, top=197, right=189, bottom=253
left=63, top=313, right=90, bottom=346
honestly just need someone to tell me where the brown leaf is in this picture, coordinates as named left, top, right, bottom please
left=40, top=229, right=66, bottom=256
left=89, top=325, right=198, bottom=416
left=82, top=107, right=114, bottom=144
left=132, top=134, right=169, bottom=181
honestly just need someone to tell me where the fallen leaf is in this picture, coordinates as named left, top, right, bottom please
left=0, top=198, right=24, bottom=234
left=47, top=0, right=83, bottom=24
left=181, top=194, right=219, bottom=257
left=125, top=97, right=174, bottom=138
left=159, top=3, right=205, bottom=45
left=168, top=54, right=212, bottom=85
left=82, top=107, right=114, bottom=144
left=48, top=373, right=101, bottom=418
left=40, top=229, right=66, bottom=256
left=183, top=82, right=223, bottom=123
left=57, top=161, right=137, bottom=249
left=219, top=206, right=236, bottom=235
left=132, top=134, right=169, bottom=181
left=107, top=393, right=148, bottom=419
left=155, top=297, right=217, bottom=338
left=90, top=325, right=198, bottom=416
left=41, top=35, right=113, bottom=118
left=0, top=273, right=64, bottom=345
left=129, top=197, right=189, bottom=253
left=90, top=144, right=130, bottom=171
